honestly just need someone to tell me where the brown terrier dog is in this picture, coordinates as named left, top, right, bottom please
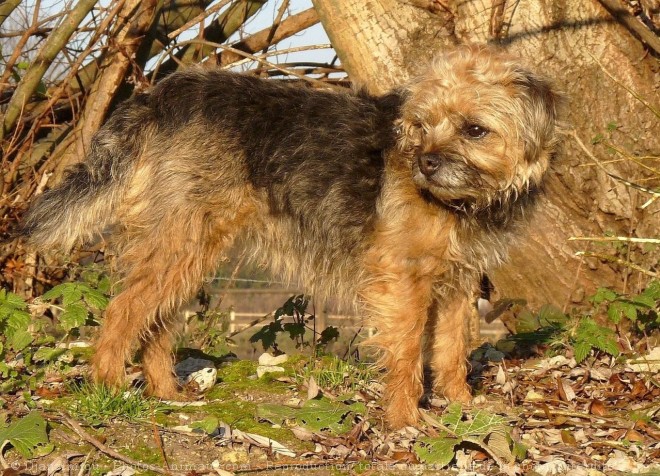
left=21, top=46, right=560, bottom=428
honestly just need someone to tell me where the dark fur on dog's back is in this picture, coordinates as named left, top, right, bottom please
left=22, top=70, right=403, bottom=258
left=157, top=71, right=403, bottom=248
left=21, top=47, right=561, bottom=429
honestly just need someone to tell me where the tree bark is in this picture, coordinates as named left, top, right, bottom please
left=0, top=0, right=21, bottom=29
left=312, top=0, right=660, bottom=306
left=152, top=0, right=268, bottom=79
left=217, top=7, right=320, bottom=66
left=1, top=0, right=97, bottom=138
left=53, top=0, right=160, bottom=177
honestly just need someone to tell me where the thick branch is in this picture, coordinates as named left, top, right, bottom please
left=1, top=0, right=97, bottom=138
left=54, top=0, right=160, bottom=176
left=217, top=7, right=320, bottom=66
left=70, top=0, right=217, bottom=95
left=0, top=0, right=21, bottom=29
left=596, top=0, right=660, bottom=55
left=152, top=0, right=267, bottom=79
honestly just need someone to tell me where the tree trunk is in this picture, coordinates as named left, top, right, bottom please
left=53, top=0, right=160, bottom=177
left=312, top=0, right=659, bottom=306
left=1, top=0, right=98, bottom=138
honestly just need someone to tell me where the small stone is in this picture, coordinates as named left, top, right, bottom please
left=175, top=358, right=217, bottom=391
left=472, top=394, right=487, bottom=404
left=258, top=352, right=289, bottom=366
left=256, top=365, right=285, bottom=378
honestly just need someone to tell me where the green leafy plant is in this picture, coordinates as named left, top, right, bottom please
left=0, top=289, right=33, bottom=354
left=250, top=295, right=339, bottom=354
left=41, top=281, right=109, bottom=331
left=562, top=281, right=659, bottom=363
left=591, top=280, right=659, bottom=332
left=0, top=412, right=52, bottom=465
left=490, top=302, right=569, bottom=356
left=569, top=317, right=620, bottom=363
left=0, top=271, right=111, bottom=393
left=413, top=403, right=524, bottom=468
left=492, top=281, right=659, bottom=365
left=257, top=395, right=365, bottom=434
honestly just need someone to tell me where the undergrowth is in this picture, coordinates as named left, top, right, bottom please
left=0, top=267, right=657, bottom=468
left=68, top=382, right=160, bottom=426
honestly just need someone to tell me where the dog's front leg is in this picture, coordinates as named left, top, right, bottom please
left=361, top=269, right=434, bottom=428
left=424, top=288, right=473, bottom=403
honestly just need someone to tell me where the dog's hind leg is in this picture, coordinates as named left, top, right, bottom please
left=91, top=202, right=254, bottom=397
left=139, top=321, right=179, bottom=398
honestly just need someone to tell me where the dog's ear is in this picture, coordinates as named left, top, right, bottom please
left=513, top=71, right=563, bottom=162
left=395, top=117, right=423, bottom=153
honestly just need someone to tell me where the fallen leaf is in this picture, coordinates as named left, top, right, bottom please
left=589, top=367, right=612, bottom=382
left=625, top=346, right=660, bottom=372
left=606, top=450, right=647, bottom=472
left=525, top=390, right=545, bottom=401
left=391, top=451, right=419, bottom=463
left=608, top=374, right=626, bottom=393
left=553, top=415, right=568, bottom=426
left=635, top=421, right=660, bottom=440
left=630, top=379, right=648, bottom=398
left=290, top=426, right=314, bottom=441
left=589, top=400, right=608, bottom=416
left=496, top=365, right=507, bottom=385
left=561, top=429, right=577, bottom=446
left=307, top=376, right=320, bottom=400
left=233, top=430, right=296, bottom=457
left=624, top=428, right=645, bottom=442
left=536, top=459, right=568, bottom=476
left=471, top=449, right=488, bottom=460
left=106, top=466, right=136, bottom=476
left=556, top=377, right=576, bottom=402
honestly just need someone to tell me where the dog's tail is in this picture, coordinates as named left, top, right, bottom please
left=19, top=96, right=151, bottom=251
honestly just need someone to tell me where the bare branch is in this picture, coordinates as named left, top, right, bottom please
left=152, top=0, right=268, bottom=79
left=166, top=0, right=233, bottom=39
left=596, top=0, right=660, bottom=56
left=1, top=0, right=98, bottom=139
left=54, top=0, right=161, bottom=176
left=570, top=236, right=660, bottom=244
left=0, top=0, right=21, bottom=29
left=217, top=7, right=320, bottom=66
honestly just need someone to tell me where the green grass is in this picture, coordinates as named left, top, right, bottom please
left=296, top=355, right=376, bottom=393
left=68, top=382, right=161, bottom=425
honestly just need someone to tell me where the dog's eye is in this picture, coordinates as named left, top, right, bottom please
left=464, top=124, right=489, bottom=139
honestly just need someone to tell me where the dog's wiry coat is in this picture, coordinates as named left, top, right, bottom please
left=21, top=47, right=560, bottom=428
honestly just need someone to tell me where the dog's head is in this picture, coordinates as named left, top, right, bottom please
left=396, top=46, right=561, bottom=215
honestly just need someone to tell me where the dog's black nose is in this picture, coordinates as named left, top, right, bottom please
left=418, top=154, right=440, bottom=177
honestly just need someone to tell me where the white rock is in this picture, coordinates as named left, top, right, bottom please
left=258, top=352, right=289, bottom=366
left=256, top=365, right=285, bottom=378
left=175, top=358, right=217, bottom=391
